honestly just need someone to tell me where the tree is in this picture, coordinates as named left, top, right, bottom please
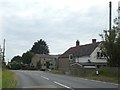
left=100, top=27, right=120, bottom=67
left=10, top=55, right=22, bottom=70
left=30, top=39, right=49, bottom=54
left=9, top=61, right=22, bottom=70
left=11, top=55, right=22, bottom=63
left=22, top=51, right=34, bottom=64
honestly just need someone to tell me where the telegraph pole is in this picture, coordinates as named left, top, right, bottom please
left=109, top=1, right=112, bottom=30
left=118, top=1, right=120, bottom=31
left=2, top=39, right=5, bottom=64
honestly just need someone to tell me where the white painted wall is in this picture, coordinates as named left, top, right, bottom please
left=75, top=57, right=89, bottom=63
left=90, top=45, right=107, bottom=63
left=75, top=44, right=107, bottom=63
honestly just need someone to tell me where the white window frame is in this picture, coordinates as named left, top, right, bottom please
left=69, top=54, right=73, bottom=60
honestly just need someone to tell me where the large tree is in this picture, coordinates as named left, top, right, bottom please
left=100, top=27, right=120, bottom=67
left=22, top=51, right=34, bottom=64
left=30, top=39, right=49, bottom=54
left=10, top=55, right=22, bottom=70
left=11, top=55, right=22, bottom=63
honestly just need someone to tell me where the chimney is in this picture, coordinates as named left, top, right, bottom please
left=76, top=40, right=80, bottom=46
left=92, top=39, right=96, bottom=44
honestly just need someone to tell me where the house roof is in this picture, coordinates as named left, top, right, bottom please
left=35, top=54, right=60, bottom=59
left=59, top=42, right=100, bottom=58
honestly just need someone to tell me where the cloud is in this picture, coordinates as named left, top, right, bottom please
left=0, top=0, right=118, bottom=62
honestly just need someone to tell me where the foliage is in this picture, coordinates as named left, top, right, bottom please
left=9, top=55, right=22, bottom=70
left=11, top=55, right=22, bottom=63
left=100, top=27, right=120, bottom=67
left=9, top=61, right=22, bottom=70
left=2, top=69, right=17, bottom=88
left=0, top=68, right=1, bottom=89
left=31, top=39, right=49, bottom=54
left=22, top=51, right=34, bottom=64
left=46, top=61, right=50, bottom=69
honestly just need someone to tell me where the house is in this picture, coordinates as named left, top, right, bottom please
left=58, top=39, right=107, bottom=73
left=30, top=54, right=60, bottom=70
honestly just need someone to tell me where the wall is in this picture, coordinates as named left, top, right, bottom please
left=90, top=46, right=107, bottom=63
left=30, top=55, right=40, bottom=67
left=75, top=57, right=89, bottom=63
left=58, top=58, right=70, bottom=72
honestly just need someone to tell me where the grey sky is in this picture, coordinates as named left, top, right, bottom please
left=0, top=0, right=118, bottom=62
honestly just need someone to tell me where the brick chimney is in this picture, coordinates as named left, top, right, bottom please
left=76, top=40, right=80, bottom=46
left=92, top=39, right=96, bottom=44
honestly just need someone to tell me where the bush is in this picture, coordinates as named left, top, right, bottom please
left=97, top=67, right=118, bottom=77
left=10, top=61, right=22, bottom=70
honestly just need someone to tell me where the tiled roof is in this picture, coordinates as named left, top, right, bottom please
left=35, top=54, right=60, bottom=58
left=59, top=42, right=100, bottom=58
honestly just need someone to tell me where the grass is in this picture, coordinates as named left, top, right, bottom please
left=48, top=70, right=65, bottom=74
left=48, top=67, right=119, bottom=84
left=0, top=68, right=2, bottom=89
left=2, top=69, right=17, bottom=88
left=87, top=67, right=119, bottom=83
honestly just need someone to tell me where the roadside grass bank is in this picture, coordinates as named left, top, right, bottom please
left=0, top=68, right=2, bottom=89
left=48, top=69, right=65, bottom=74
left=48, top=67, right=119, bottom=84
left=84, top=67, right=119, bottom=84
left=2, top=69, right=17, bottom=88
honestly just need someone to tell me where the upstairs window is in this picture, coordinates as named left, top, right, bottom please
left=69, top=54, right=73, bottom=60
left=97, top=52, right=100, bottom=58
left=97, top=52, right=105, bottom=59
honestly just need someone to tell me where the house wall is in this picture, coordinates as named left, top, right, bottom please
left=30, top=55, right=40, bottom=67
left=75, top=57, right=90, bottom=63
left=90, top=46, right=107, bottom=63
left=75, top=46, right=107, bottom=64
left=30, top=55, right=58, bottom=70
left=58, top=58, right=70, bottom=72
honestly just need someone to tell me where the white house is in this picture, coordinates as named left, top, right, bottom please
left=59, top=39, right=107, bottom=72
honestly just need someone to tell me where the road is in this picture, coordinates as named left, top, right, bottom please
left=13, top=70, right=118, bottom=89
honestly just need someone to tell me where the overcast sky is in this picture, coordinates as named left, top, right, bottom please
left=0, top=0, right=119, bottom=62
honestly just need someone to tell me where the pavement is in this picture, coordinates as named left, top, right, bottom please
left=12, top=70, right=119, bottom=89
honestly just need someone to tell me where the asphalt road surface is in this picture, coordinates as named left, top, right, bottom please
left=13, top=70, right=119, bottom=89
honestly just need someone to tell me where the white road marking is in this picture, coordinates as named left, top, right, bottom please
left=54, top=81, right=72, bottom=89
left=41, top=76, right=49, bottom=80
left=79, top=77, right=119, bottom=86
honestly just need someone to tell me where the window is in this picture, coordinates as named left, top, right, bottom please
left=69, top=54, right=73, bottom=60
left=97, top=52, right=100, bottom=58
left=97, top=52, right=105, bottom=59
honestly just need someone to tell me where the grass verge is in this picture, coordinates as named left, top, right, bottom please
left=48, top=67, right=119, bottom=84
left=48, top=70, right=65, bottom=74
left=85, top=67, right=119, bottom=83
left=2, top=69, right=17, bottom=88
left=0, top=68, right=2, bottom=89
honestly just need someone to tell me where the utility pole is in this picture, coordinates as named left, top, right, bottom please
left=2, top=39, right=5, bottom=64
left=109, top=1, right=112, bottom=30
left=118, top=1, right=120, bottom=31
